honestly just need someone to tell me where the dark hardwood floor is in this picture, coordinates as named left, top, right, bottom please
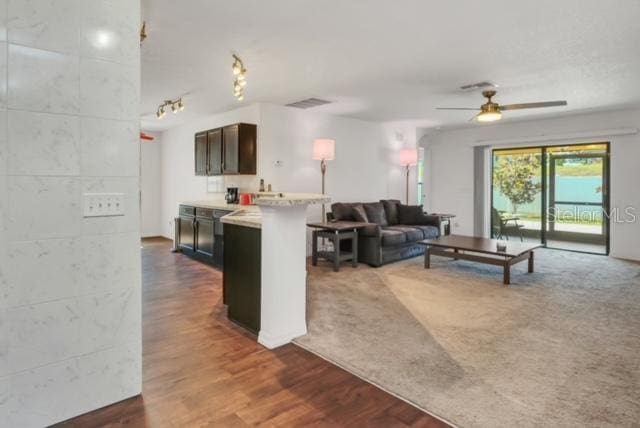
left=55, top=237, right=448, bottom=427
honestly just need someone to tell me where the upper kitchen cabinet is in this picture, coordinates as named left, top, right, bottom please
left=223, top=123, right=257, bottom=174
left=207, top=128, right=223, bottom=175
left=195, top=132, right=208, bottom=176
left=194, top=123, right=257, bottom=176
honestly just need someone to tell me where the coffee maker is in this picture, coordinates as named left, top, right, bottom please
left=225, top=187, right=239, bottom=204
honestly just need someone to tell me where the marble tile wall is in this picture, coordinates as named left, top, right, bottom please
left=0, top=0, right=142, bottom=426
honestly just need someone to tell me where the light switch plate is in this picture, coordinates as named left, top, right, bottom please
left=83, top=193, right=125, bottom=217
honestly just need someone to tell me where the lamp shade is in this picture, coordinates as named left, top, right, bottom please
left=400, top=148, right=418, bottom=166
left=313, top=139, right=335, bottom=160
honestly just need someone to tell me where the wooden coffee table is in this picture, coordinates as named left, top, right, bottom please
left=418, top=235, right=543, bottom=285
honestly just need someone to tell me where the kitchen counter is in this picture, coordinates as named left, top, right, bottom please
left=221, top=209, right=262, bottom=229
left=254, top=193, right=330, bottom=206
left=178, top=200, right=262, bottom=229
left=177, top=200, right=260, bottom=211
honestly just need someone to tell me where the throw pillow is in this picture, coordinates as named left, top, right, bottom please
left=363, top=202, right=388, bottom=226
left=380, top=199, right=401, bottom=225
left=352, top=204, right=369, bottom=223
left=397, top=204, right=426, bottom=225
left=331, top=203, right=356, bottom=221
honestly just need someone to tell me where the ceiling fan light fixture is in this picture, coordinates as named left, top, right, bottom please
left=476, top=110, right=502, bottom=122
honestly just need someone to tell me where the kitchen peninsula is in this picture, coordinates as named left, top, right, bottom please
left=179, top=193, right=329, bottom=349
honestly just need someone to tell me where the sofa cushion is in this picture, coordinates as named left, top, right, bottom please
left=410, top=225, right=440, bottom=239
left=331, top=203, right=357, bottom=221
left=397, top=204, right=426, bottom=225
left=381, top=229, right=406, bottom=246
left=381, top=199, right=401, bottom=225
left=386, top=226, right=424, bottom=242
left=352, top=204, right=369, bottom=223
left=363, top=202, right=388, bottom=226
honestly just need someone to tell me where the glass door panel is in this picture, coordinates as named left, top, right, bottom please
left=491, top=148, right=543, bottom=243
left=545, top=144, right=609, bottom=254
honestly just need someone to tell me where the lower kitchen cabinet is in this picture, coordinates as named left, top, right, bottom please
left=223, top=223, right=261, bottom=334
left=177, top=205, right=231, bottom=268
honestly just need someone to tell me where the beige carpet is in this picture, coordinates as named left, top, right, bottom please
left=295, top=249, right=640, bottom=427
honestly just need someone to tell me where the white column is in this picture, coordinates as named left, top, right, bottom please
left=255, top=194, right=328, bottom=348
left=258, top=204, right=309, bottom=348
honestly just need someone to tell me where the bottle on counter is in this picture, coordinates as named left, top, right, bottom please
left=259, top=178, right=265, bottom=192
left=267, top=184, right=272, bottom=192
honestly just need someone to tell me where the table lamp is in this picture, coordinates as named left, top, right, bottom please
left=400, top=148, right=418, bottom=205
left=313, top=139, right=335, bottom=221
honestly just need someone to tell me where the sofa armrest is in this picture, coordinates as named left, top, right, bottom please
left=358, top=224, right=382, bottom=239
left=417, top=214, right=441, bottom=229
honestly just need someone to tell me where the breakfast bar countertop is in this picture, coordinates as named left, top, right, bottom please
left=220, top=209, right=262, bottom=229
left=177, top=200, right=260, bottom=211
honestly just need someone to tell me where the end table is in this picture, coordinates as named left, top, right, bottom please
left=307, top=221, right=372, bottom=272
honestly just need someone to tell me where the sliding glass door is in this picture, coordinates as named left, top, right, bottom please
left=545, top=144, right=609, bottom=253
left=491, top=143, right=609, bottom=255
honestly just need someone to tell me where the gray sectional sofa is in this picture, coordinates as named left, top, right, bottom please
left=328, top=199, right=441, bottom=267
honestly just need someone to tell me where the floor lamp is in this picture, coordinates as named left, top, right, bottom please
left=400, top=148, right=418, bottom=205
left=313, top=139, right=335, bottom=222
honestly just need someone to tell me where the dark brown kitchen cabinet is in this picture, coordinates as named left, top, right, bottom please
left=178, top=205, right=231, bottom=268
left=222, top=124, right=239, bottom=174
left=223, top=123, right=257, bottom=175
left=223, top=223, right=261, bottom=334
left=194, top=208, right=214, bottom=259
left=178, top=205, right=195, bottom=251
left=194, top=132, right=208, bottom=176
left=194, top=123, right=257, bottom=176
left=207, top=128, right=222, bottom=175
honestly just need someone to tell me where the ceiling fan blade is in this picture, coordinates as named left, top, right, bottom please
left=435, top=107, right=478, bottom=110
left=500, top=101, right=567, bottom=111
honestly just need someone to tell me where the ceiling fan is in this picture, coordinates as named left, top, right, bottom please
left=436, top=90, right=567, bottom=122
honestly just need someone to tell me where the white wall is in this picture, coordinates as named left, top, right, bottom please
left=141, top=132, right=162, bottom=237
left=0, top=1, right=142, bottom=426
left=158, top=103, right=413, bottom=238
left=421, top=108, right=640, bottom=260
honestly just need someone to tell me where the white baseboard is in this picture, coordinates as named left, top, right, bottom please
left=258, top=326, right=308, bottom=349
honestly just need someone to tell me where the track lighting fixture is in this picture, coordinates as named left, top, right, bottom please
left=232, top=54, right=247, bottom=101
left=155, top=98, right=185, bottom=120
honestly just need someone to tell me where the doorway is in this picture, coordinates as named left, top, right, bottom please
left=491, top=143, right=610, bottom=255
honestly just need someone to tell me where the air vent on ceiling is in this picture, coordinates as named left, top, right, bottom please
left=285, top=98, right=332, bottom=109
left=459, top=81, right=497, bottom=91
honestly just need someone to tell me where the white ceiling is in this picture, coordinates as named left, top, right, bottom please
left=140, top=0, right=640, bottom=132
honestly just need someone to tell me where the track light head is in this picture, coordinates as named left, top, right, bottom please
left=177, top=99, right=184, bottom=111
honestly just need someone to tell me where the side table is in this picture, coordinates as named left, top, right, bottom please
left=307, top=221, right=372, bottom=272
left=429, top=213, right=456, bottom=235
